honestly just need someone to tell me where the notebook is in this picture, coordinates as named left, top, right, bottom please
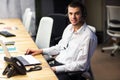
left=0, top=40, right=41, bottom=66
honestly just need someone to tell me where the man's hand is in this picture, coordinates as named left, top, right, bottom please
left=51, top=67, right=56, bottom=72
left=25, top=48, right=43, bottom=56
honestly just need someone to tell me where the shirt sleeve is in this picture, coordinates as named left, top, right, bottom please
left=42, top=44, right=60, bottom=55
left=42, top=35, right=66, bottom=55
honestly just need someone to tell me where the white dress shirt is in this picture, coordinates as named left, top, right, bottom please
left=43, top=23, right=97, bottom=72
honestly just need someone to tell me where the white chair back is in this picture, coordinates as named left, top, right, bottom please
left=106, top=5, right=120, bottom=28
left=24, top=11, right=33, bottom=34
left=35, top=17, right=53, bottom=48
left=22, top=8, right=31, bottom=25
left=106, top=5, right=120, bottom=37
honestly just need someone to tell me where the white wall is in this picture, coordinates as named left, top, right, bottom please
left=0, top=0, right=35, bottom=20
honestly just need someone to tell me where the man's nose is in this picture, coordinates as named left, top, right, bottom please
left=72, top=14, right=75, bottom=19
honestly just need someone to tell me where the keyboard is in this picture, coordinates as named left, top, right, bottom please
left=16, top=55, right=41, bottom=66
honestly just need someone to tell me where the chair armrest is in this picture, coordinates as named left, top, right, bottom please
left=50, top=36, right=61, bottom=46
left=43, top=54, right=55, bottom=62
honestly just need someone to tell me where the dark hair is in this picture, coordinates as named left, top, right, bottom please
left=67, top=0, right=87, bottom=19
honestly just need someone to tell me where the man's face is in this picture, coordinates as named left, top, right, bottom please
left=68, top=6, right=82, bottom=26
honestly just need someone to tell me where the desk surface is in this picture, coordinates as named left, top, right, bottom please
left=0, top=19, right=58, bottom=80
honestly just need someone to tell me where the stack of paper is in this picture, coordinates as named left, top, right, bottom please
left=0, top=36, right=16, bottom=53
left=0, top=36, right=15, bottom=45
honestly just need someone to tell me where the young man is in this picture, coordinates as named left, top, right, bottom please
left=26, top=1, right=97, bottom=80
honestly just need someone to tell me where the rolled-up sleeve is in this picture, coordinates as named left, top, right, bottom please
left=42, top=45, right=59, bottom=55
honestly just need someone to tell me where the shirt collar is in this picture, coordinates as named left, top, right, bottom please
left=70, top=22, right=87, bottom=34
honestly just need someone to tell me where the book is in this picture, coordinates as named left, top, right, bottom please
left=0, top=36, right=15, bottom=45
left=0, top=36, right=16, bottom=53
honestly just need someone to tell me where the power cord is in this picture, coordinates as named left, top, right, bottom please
left=26, top=65, right=42, bottom=72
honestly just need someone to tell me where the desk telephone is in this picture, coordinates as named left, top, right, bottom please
left=2, top=57, right=26, bottom=78
left=2, top=57, right=42, bottom=78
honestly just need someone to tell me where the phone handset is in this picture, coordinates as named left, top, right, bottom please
left=2, top=57, right=26, bottom=78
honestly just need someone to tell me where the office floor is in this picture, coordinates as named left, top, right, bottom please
left=91, top=44, right=120, bottom=80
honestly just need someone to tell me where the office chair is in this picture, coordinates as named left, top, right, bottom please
left=102, top=5, right=120, bottom=56
left=22, top=8, right=31, bottom=25
left=31, top=11, right=36, bottom=41
left=48, top=13, right=69, bottom=47
left=43, top=14, right=69, bottom=62
left=24, top=11, right=33, bottom=33
left=35, top=17, right=53, bottom=49
left=22, top=8, right=34, bottom=34
left=22, top=9, right=36, bottom=41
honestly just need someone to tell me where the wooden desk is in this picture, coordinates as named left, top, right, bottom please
left=0, top=19, right=58, bottom=80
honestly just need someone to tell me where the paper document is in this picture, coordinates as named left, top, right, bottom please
left=0, top=45, right=16, bottom=53
left=0, top=36, right=15, bottom=45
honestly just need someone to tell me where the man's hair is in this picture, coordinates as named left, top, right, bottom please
left=67, top=0, right=87, bottom=19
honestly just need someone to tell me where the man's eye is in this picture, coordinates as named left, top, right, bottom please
left=69, top=13, right=72, bottom=15
left=75, top=12, right=80, bottom=15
